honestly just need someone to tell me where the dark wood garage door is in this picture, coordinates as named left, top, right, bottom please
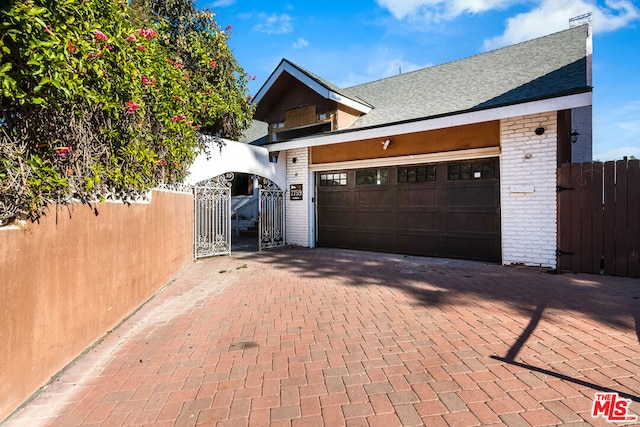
left=316, top=159, right=501, bottom=262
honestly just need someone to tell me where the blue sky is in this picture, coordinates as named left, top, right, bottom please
left=200, top=0, right=640, bottom=160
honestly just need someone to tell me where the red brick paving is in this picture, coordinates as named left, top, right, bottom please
left=4, top=247, right=640, bottom=426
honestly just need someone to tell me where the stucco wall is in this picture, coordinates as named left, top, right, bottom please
left=0, top=190, right=193, bottom=422
left=285, top=148, right=310, bottom=246
left=500, top=113, right=558, bottom=268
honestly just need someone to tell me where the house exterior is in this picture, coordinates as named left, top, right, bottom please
left=242, top=24, right=593, bottom=269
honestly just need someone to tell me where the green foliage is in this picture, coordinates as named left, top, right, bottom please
left=0, top=0, right=255, bottom=224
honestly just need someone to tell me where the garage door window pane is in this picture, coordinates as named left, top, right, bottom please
left=398, top=165, right=436, bottom=183
left=448, top=161, right=495, bottom=180
left=320, top=173, right=347, bottom=186
left=356, top=168, right=389, bottom=185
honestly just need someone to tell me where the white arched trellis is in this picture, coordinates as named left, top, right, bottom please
left=186, top=137, right=285, bottom=190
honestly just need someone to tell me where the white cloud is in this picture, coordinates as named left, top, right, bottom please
left=483, top=0, right=640, bottom=50
left=253, top=13, right=293, bottom=35
left=293, top=37, right=309, bottom=49
left=210, top=0, right=235, bottom=7
left=375, top=0, right=518, bottom=21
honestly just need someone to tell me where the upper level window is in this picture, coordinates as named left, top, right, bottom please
left=448, top=160, right=496, bottom=180
left=356, top=168, right=389, bottom=185
left=319, top=172, right=347, bottom=186
left=398, top=165, right=436, bottom=183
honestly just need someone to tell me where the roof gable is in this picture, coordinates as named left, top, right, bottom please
left=253, top=59, right=372, bottom=119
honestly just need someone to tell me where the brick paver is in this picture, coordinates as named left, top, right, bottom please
left=4, top=247, right=640, bottom=426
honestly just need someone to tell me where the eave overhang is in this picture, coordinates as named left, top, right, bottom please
left=262, top=90, right=592, bottom=152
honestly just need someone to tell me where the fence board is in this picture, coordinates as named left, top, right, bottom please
left=558, top=164, right=573, bottom=272
left=628, top=160, right=640, bottom=277
left=590, top=162, right=604, bottom=274
left=602, top=162, right=616, bottom=275
left=614, top=160, right=628, bottom=276
left=570, top=164, right=583, bottom=272
left=579, top=163, right=595, bottom=273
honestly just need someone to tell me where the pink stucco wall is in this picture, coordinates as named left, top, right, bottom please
left=0, top=190, right=193, bottom=421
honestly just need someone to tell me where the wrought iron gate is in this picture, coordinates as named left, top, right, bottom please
left=194, top=173, right=233, bottom=258
left=259, top=179, right=285, bottom=250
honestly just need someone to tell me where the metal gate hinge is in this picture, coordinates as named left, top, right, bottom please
left=556, top=248, right=574, bottom=257
left=556, top=185, right=575, bottom=193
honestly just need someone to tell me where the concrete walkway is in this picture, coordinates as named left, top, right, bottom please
left=4, top=247, right=640, bottom=426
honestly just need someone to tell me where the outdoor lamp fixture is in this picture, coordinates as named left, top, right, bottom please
left=381, top=139, right=391, bottom=150
left=570, top=129, right=580, bottom=143
left=535, top=127, right=545, bottom=135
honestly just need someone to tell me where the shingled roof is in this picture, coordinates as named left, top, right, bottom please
left=342, top=24, right=591, bottom=129
left=248, top=24, right=591, bottom=143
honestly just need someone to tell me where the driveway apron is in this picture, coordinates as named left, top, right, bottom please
left=4, top=247, right=640, bottom=427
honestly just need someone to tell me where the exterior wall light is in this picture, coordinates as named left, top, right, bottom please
left=535, top=127, right=545, bottom=135
left=570, top=130, right=580, bottom=143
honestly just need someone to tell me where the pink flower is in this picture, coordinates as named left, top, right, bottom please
left=137, top=44, right=146, bottom=51
left=126, top=101, right=139, bottom=114
left=225, top=24, right=233, bottom=32
left=209, top=60, right=218, bottom=69
left=87, top=52, right=103, bottom=60
left=141, top=75, right=150, bottom=85
left=55, top=146, right=72, bottom=157
left=104, top=43, right=113, bottom=51
left=156, top=160, right=168, bottom=166
left=95, top=30, right=108, bottom=42
left=174, top=62, right=183, bottom=70
left=125, top=34, right=136, bottom=42
left=43, top=26, right=54, bottom=36
left=139, top=28, right=157, bottom=39
left=68, top=42, right=76, bottom=53
left=171, top=114, right=187, bottom=122
left=194, top=124, right=201, bottom=130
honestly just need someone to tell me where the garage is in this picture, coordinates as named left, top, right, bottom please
left=316, top=159, right=501, bottom=262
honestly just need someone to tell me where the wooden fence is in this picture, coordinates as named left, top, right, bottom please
left=557, top=160, right=640, bottom=278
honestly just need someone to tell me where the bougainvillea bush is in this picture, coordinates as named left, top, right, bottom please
left=0, top=0, right=254, bottom=224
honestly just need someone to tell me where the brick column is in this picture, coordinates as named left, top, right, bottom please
left=285, top=148, right=310, bottom=246
left=500, top=113, right=558, bottom=268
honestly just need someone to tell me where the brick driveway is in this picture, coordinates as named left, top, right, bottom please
left=5, top=247, right=640, bottom=426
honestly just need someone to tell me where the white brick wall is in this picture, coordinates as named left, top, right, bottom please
left=285, top=148, right=310, bottom=246
left=500, top=113, right=558, bottom=268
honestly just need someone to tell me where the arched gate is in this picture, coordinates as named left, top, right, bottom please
left=194, top=173, right=284, bottom=259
